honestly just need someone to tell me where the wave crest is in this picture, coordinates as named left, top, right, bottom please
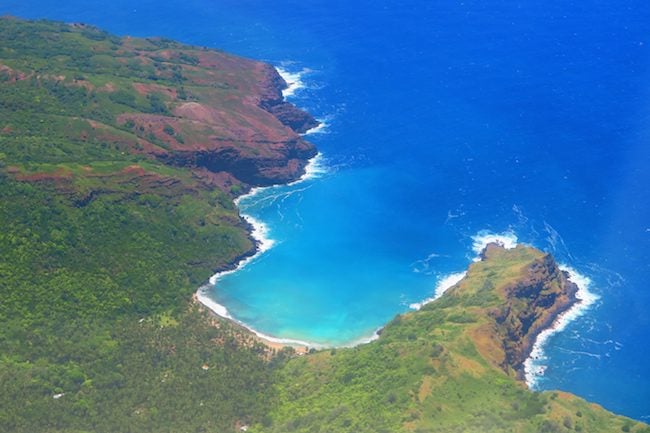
left=409, top=272, right=467, bottom=310
left=471, top=230, right=518, bottom=257
left=276, top=66, right=310, bottom=98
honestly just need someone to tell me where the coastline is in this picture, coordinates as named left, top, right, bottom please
left=195, top=64, right=330, bottom=353
left=524, top=265, right=599, bottom=388
left=198, top=204, right=599, bottom=370
left=2, top=15, right=645, bottom=429
left=409, top=231, right=519, bottom=311
left=194, top=149, right=387, bottom=351
left=276, top=65, right=309, bottom=98
left=466, top=231, right=599, bottom=388
left=407, top=230, right=599, bottom=389
left=408, top=272, right=467, bottom=310
left=193, top=292, right=311, bottom=354
left=195, top=153, right=326, bottom=352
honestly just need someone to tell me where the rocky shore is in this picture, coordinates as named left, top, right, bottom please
left=466, top=244, right=580, bottom=380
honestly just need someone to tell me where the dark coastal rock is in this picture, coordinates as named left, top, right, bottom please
left=480, top=244, right=579, bottom=378
left=256, top=64, right=320, bottom=133
left=151, top=60, right=318, bottom=186
left=263, top=101, right=320, bottom=133
left=160, top=137, right=316, bottom=186
left=123, top=60, right=320, bottom=187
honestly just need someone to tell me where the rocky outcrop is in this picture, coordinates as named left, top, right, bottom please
left=162, top=140, right=316, bottom=186
left=483, top=244, right=578, bottom=378
left=262, top=102, right=320, bottom=134
left=255, top=64, right=320, bottom=133
left=135, top=59, right=318, bottom=187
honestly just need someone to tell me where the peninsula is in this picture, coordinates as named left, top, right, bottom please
left=0, top=17, right=646, bottom=433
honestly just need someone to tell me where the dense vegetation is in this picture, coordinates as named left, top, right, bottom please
left=0, top=17, right=278, bottom=432
left=0, top=17, right=647, bottom=433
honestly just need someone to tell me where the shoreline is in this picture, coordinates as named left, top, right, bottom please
left=195, top=64, right=329, bottom=353
left=197, top=209, right=599, bottom=366
left=192, top=293, right=311, bottom=355
left=523, top=265, right=599, bottom=388
left=408, top=272, right=467, bottom=310
left=276, top=65, right=309, bottom=99
left=410, top=230, right=599, bottom=389
left=410, top=231, right=518, bottom=311
left=194, top=148, right=385, bottom=351
left=195, top=153, right=327, bottom=352
left=467, top=232, right=599, bottom=389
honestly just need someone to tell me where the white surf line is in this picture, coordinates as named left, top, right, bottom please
left=524, top=265, right=599, bottom=389
left=409, top=272, right=468, bottom=310
left=196, top=288, right=319, bottom=348
left=277, top=64, right=332, bottom=136
left=276, top=66, right=308, bottom=98
left=195, top=153, right=327, bottom=349
left=342, top=326, right=384, bottom=347
left=303, top=120, right=329, bottom=135
left=195, top=61, right=329, bottom=349
left=287, top=152, right=327, bottom=186
left=409, top=230, right=519, bottom=311
left=470, top=230, right=519, bottom=260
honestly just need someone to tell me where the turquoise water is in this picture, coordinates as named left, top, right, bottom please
left=211, top=160, right=468, bottom=347
left=4, top=0, right=650, bottom=420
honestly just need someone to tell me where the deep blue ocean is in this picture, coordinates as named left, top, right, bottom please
left=5, top=0, right=649, bottom=420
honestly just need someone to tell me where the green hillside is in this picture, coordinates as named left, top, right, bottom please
left=260, top=245, right=647, bottom=433
left=0, top=17, right=285, bottom=432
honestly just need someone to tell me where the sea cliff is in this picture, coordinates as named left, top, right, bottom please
left=0, top=17, right=318, bottom=192
left=478, top=244, right=579, bottom=378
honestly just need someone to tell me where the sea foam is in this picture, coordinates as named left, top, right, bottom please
left=409, top=230, right=518, bottom=310
left=276, top=64, right=332, bottom=138
left=196, top=287, right=318, bottom=348
left=471, top=230, right=518, bottom=259
left=524, top=265, right=600, bottom=388
left=341, top=327, right=384, bottom=347
left=303, top=120, right=329, bottom=135
left=288, top=152, right=328, bottom=185
left=196, top=152, right=327, bottom=348
left=276, top=66, right=309, bottom=98
left=409, top=272, right=467, bottom=310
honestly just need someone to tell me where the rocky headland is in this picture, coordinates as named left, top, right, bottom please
left=2, top=17, right=318, bottom=194
left=480, top=243, right=579, bottom=378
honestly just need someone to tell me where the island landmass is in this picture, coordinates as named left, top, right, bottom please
left=0, top=17, right=646, bottom=433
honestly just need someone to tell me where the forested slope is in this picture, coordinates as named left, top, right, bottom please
left=0, top=17, right=304, bottom=432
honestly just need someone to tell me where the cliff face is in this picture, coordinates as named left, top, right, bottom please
left=111, top=45, right=319, bottom=187
left=257, top=64, right=320, bottom=133
left=484, top=244, right=578, bottom=376
left=0, top=17, right=318, bottom=192
left=446, top=243, right=580, bottom=378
